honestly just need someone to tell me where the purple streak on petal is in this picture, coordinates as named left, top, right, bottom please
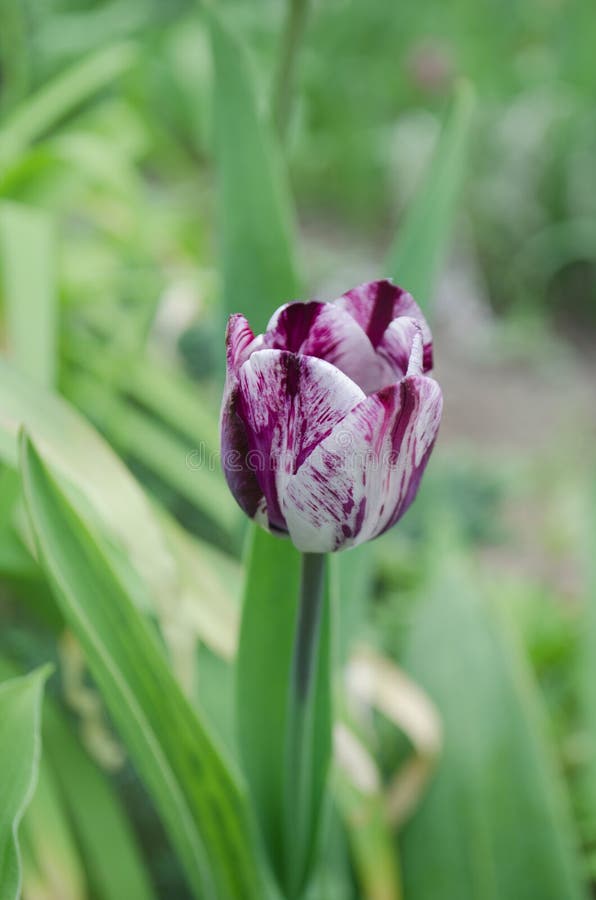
left=335, top=279, right=434, bottom=371
left=335, top=280, right=402, bottom=347
left=263, top=299, right=394, bottom=394
left=220, top=384, right=265, bottom=520
left=364, top=280, right=399, bottom=346
left=281, top=373, right=442, bottom=552
left=376, top=375, right=442, bottom=535
left=264, top=301, right=321, bottom=352
left=236, top=349, right=365, bottom=533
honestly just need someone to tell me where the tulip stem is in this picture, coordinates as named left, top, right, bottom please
left=294, top=552, right=326, bottom=700
left=283, top=551, right=328, bottom=897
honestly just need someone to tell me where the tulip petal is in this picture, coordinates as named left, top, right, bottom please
left=335, top=279, right=433, bottom=371
left=237, top=349, right=366, bottom=532
left=263, top=300, right=394, bottom=394
left=282, top=374, right=442, bottom=552
left=225, top=313, right=259, bottom=376
left=377, top=317, right=423, bottom=378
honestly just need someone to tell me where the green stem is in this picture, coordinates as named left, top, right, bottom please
left=272, top=0, right=310, bottom=141
left=294, top=553, right=326, bottom=698
left=284, top=552, right=327, bottom=898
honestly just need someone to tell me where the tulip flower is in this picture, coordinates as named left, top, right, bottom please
left=221, top=279, right=442, bottom=553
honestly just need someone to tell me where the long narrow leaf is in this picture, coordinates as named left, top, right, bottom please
left=0, top=359, right=173, bottom=612
left=43, top=704, right=157, bottom=900
left=66, top=370, right=238, bottom=540
left=207, top=6, right=300, bottom=333
left=0, top=43, right=137, bottom=177
left=0, top=654, right=155, bottom=900
left=0, top=667, right=50, bottom=900
left=21, top=757, right=87, bottom=900
left=19, top=433, right=266, bottom=900
left=400, top=559, right=587, bottom=900
left=385, top=80, right=475, bottom=311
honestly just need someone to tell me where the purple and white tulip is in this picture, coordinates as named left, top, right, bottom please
left=220, top=279, right=443, bottom=553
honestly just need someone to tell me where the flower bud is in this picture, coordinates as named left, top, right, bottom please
left=220, top=279, right=442, bottom=552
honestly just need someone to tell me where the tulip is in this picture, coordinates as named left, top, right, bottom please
left=221, top=279, right=442, bottom=553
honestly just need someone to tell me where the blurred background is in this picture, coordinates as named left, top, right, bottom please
left=1, top=0, right=596, bottom=897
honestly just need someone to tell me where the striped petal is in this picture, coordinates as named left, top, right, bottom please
left=263, top=300, right=394, bottom=394
left=282, top=374, right=443, bottom=552
left=225, top=313, right=260, bottom=377
left=334, top=279, right=433, bottom=371
left=237, top=349, right=365, bottom=533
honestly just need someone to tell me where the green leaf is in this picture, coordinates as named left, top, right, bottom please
left=385, top=81, right=475, bottom=311
left=0, top=653, right=155, bottom=900
left=236, top=527, right=332, bottom=897
left=0, top=42, right=137, bottom=179
left=42, top=703, right=157, bottom=900
left=0, top=358, right=174, bottom=613
left=0, top=666, right=51, bottom=900
left=399, top=560, right=587, bottom=900
left=0, top=201, right=56, bottom=387
left=21, top=756, right=87, bottom=900
left=206, top=5, right=300, bottom=333
left=19, top=433, right=266, bottom=900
